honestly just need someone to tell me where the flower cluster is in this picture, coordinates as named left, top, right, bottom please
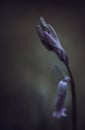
left=36, top=17, right=69, bottom=65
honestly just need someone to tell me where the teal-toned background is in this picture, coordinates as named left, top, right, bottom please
left=0, top=1, right=85, bottom=130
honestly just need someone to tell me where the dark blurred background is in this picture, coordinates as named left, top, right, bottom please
left=0, top=0, right=85, bottom=130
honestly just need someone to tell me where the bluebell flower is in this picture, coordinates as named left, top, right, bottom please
left=52, top=76, right=70, bottom=118
left=36, top=17, right=69, bottom=65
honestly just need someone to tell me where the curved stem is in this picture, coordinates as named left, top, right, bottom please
left=65, top=64, right=77, bottom=130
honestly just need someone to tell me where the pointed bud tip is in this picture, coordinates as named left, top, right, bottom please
left=40, top=16, right=44, bottom=21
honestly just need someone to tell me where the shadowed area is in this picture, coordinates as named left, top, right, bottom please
left=0, top=1, right=85, bottom=130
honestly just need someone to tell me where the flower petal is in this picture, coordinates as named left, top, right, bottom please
left=36, top=25, right=52, bottom=50
left=52, top=108, right=67, bottom=119
left=58, top=80, right=68, bottom=96
left=43, top=31, right=63, bottom=50
left=36, top=25, right=44, bottom=40
left=40, top=16, right=50, bottom=32
left=47, top=24, right=57, bottom=39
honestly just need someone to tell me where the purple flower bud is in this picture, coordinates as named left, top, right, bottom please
left=43, top=31, right=68, bottom=65
left=36, top=25, right=52, bottom=50
left=36, top=17, right=69, bottom=65
left=52, top=79, right=69, bottom=118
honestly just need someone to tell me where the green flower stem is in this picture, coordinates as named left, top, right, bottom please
left=65, top=64, right=77, bottom=130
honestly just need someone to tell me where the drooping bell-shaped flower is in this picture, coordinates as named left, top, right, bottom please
left=36, top=17, right=69, bottom=65
left=52, top=76, right=71, bottom=118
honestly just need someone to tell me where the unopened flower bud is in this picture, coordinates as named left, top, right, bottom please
left=36, top=17, right=69, bottom=65
left=52, top=78, right=69, bottom=118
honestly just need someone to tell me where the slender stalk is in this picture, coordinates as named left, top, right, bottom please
left=36, top=16, right=77, bottom=130
left=65, top=64, right=77, bottom=130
